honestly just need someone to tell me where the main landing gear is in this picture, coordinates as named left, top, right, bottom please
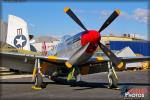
left=32, top=59, right=44, bottom=90
left=107, top=62, right=119, bottom=90
left=67, top=66, right=81, bottom=82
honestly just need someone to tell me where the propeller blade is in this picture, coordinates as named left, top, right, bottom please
left=98, top=42, right=124, bottom=70
left=64, top=7, right=87, bottom=31
left=98, top=9, right=120, bottom=33
left=65, top=43, right=90, bottom=68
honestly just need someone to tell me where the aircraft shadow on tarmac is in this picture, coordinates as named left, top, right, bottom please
left=0, top=77, right=150, bottom=90
left=50, top=77, right=150, bottom=90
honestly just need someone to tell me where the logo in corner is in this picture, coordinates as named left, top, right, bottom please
left=120, top=86, right=148, bottom=98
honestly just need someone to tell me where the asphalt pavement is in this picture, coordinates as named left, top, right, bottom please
left=0, top=69, right=150, bottom=100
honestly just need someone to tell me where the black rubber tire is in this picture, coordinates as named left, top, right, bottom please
left=109, top=73, right=118, bottom=88
left=35, top=73, right=43, bottom=87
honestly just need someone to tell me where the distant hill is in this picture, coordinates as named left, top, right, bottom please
left=34, top=36, right=59, bottom=43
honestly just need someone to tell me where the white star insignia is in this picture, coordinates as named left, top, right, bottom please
left=16, top=36, right=26, bottom=46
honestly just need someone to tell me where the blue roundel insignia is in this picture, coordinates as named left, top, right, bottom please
left=14, top=35, right=27, bottom=48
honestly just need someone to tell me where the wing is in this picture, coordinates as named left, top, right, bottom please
left=0, top=52, right=68, bottom=72
left=1, top=51, right=149, bottom=74
left=121, top=56, right=150, bottom=63
left=87, top=56, right=150, bottom=64
left=78, top=56, right=150, bottom=75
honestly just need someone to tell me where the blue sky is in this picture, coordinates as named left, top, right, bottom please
left=2, top=1, right=149, bottom=39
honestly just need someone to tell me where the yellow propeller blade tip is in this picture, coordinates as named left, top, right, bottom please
left=64, top=7, right=70, bottom=13
left=117, top=62, right=124, bottom=69
left=116, top=9, right=121, bottom=15
left=65, top=61, right=72, bottom=68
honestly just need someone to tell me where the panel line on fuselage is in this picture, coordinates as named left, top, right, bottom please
left=56, top=32, right=84, bottom=57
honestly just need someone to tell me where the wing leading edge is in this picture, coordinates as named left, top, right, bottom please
left=0, top=52, right=68, bottom=63
left=1, top=51, right=149, bottom=65
left=0, top=52, right=149, bottom=72
left=87, top=56, right=150, bottom=64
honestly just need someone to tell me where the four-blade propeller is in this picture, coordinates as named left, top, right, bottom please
left=64, top=7, right=124, bottom=71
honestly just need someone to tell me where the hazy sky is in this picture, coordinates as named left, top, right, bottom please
left=2, top=1, right=149, bottom=39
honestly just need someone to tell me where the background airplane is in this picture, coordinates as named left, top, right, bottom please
left=0, top=7, right=150, bottom=90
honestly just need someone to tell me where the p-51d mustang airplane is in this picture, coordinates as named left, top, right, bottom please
left=0, top=7, right=150, bottom=90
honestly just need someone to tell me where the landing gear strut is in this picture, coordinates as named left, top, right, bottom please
left=107, top=62, right=119, bottom=89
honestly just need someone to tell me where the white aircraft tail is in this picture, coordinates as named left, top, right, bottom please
left=6, top=15, right=30, bottom=50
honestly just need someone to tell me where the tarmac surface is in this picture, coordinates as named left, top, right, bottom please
left=0, top=69, right=150, bottom=100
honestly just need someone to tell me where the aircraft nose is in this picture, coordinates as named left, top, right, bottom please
left=81, top=30, right=100, bottom=46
